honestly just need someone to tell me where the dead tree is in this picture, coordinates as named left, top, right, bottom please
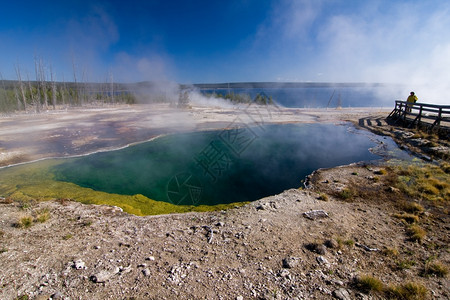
left=72, top=57, right=79, bottom=105
left=50, top=63, right=57, bottom=109
left=14, top=64, right=27, bottom=111
left=26, top=72, right=39, bottom=113
left=38, top=58, right=49, bottom=110
left=110, top=71, right=114, bottom=104
left=33, top=57, right=44, bottom=109
left=14, top=86, right=21, bottom=111
left=0, top=71, right=8, bottom=110
left=58, top=74, right=67, bottom=108
left=81, top=68, right=88, bottom=105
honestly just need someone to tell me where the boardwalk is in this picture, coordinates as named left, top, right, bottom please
left=387, top=100, right=450, bottom=130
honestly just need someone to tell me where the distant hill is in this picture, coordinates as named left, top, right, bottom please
left=187, top=82, right=389, bottom=89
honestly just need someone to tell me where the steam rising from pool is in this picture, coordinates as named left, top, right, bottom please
left=51, top=123, right=394, bottom=206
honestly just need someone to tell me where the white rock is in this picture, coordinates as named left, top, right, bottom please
left=316, top=256, right=330, bottom=266
left=73, top=259, right=86, bottom=270
left=333, top=288, right=352, bottom=300
left=142, top=268, right=151, bottom=277
left=91, top=270, right=113, bottom=283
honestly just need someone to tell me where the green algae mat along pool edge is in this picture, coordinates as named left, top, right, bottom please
left=0, top=159, right=246, bottom=216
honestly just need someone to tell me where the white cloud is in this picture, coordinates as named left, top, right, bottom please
left=272, top=0, right=450, bottom=104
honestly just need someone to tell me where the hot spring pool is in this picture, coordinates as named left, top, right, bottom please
left=0, top=123, right=409, bottom=214
left=51, top=123, right=398, bottom=205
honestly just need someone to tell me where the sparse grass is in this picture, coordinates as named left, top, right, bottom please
left=18, top=200, right=32, bottom=210
left=62, top=233, right=73, bottom=240
left=427, top=178, right=448, bottom=190
left=35, top=208, right=50, bottom=223
left=344, top=239, right=355, bottom=247
left=338, top=188, right=354, bottom=200
left=385, top=282, right=428, bottom=300
left=17, top=216, right=33, bottom=228
left=382, top=247, right=399, bottom=257
left=0, top=247, right=8, bottom=254
left=82, top=220, right=93, bottom=227
left=417, top=181, right=440, bottom=195
left=317, top=193, right=329, bottom=201
left=14, top=209, right=51, bottom=228
left=374, top=168, right=387, bottom=175
left=394, top=212, right=419, bottom=224
left=394, top=164, right=450, bottom=203
left=336, top=237, right=355, bottom=249
left=356, top=275, right=384, bottom=294
left=407, top=225, right=426, bottom=242
left=397, top=259, right=416, bottom=270
left=400, top=201, right=424, bottom=214
left=423, top=261, right=448, bottom=277
left=440, top=162, right=450, bottom=174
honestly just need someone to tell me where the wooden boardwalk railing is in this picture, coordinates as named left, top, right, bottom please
left=387, top=101, right=450, bottom=130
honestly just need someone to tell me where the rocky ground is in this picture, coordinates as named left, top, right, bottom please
left=0, top=104, right=449, bottom=299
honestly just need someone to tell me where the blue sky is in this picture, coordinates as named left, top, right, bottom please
left=1, top=0, right=449, bottom=94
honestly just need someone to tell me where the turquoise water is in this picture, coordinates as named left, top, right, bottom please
left=52, top=123, right=389, bottom=206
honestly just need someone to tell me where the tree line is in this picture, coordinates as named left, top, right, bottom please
left=0, top=78, right=137, bottom=114
left=205, top=91, right=275, bottom=105
left=0, top=57, right=137, bottom=114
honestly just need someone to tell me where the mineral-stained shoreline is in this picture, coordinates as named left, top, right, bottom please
left=0, top=103, right=448, bottom=299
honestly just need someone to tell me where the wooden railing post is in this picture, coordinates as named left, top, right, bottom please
left=418, top=105, right=422, bottom=123
left=437, top=107, right=442, bottom=127
left=387, top=101, right=449, bottom=130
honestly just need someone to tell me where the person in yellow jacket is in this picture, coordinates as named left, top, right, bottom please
left=406, top=91, right=418, bottom=112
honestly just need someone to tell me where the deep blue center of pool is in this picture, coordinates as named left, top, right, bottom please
left=52, top=123, right=385, bottom=205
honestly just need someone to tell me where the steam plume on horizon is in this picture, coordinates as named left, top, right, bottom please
left=261, top=0, right=450, bottom=104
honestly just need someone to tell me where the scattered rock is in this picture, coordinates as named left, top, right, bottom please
left=303, top=210, right=329, bottom=220
left=316, top=244, right=327, bottom=255
left=316, top=256, right=330, bottom=266
left=278, top=269, right=290, bottom=278
left=73, top=259, right=86, bottom=270
left=91, top=270, right=114, bottom=283
left=355, top=243, right=379, bottom=252
left=51, top=291, right=63, bottom=299
left=387, top=186, right=400, bottom=193
left=305, top=243, right=327, bottom=255
left=421, top=154, right=432, bottom=161
left=282, top=257, right=300, bottom=269
left=332, top=288, right=351, bottom=300
left=255, top=201, right=278, bottom=210
left=142, top=268, right=151, bottom=277
left=324, top=239, right=339, bottom=249
left=255, top=204, right=265, bottom=210
left=120, top=265, right=132, bottom=274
